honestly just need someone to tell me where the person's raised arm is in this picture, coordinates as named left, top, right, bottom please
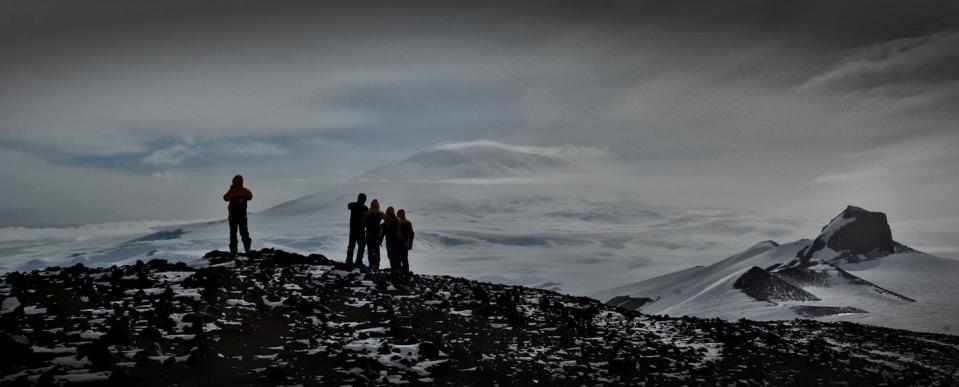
left=244, top=188, right=253, bottom=201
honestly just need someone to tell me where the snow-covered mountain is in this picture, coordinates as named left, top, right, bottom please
left=360, top=142, right=570, bottom=181
left=0, top=142, right=809, bottom=295
left=593, top=206, right=959, bottom=334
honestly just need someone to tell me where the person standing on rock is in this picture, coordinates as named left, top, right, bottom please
left=382, top=206, right=402, bottom=278
left=364, top=199, right=385, bottom=272
left=397, top=209, right=415, bottom=276
left=346, top=193, right=368, bottom=267
left=223, top=175, right=253, bottom=256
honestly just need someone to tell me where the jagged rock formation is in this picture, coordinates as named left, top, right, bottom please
left=792, top=305, right=867, bottom=318
left=2, top=249, right=959, bottom=386
left=606, top=296, right=655, bottom=310
left=733, top=267, right=821, bottom=303
left=799, top=205, right=895, bottom=262
left=772, top=266, right=832, bottom=287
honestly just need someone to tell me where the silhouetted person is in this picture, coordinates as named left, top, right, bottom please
left=346, top=193, right=368, bottom=266
left=382, top=207, right=402, bottom=278
left=397, top=209, right=415, bottom=275
left=223, top=175, right=253, bottom=255
left=364, top=199, right=384, bottom=271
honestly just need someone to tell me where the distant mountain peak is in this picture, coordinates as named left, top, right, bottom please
left=595, top=205, right=956, bottom=334
left=753, top=240, right=780, bottom=248
left=801, top=205, right=895, bottom=262
left=361, top=142, right=570, bottom=181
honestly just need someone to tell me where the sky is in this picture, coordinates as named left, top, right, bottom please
left=1, top=1, right=958, bottom=256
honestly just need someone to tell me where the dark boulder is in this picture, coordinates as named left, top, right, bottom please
left=202, top=250, right=236, bottom=265
left=77, top=340, right=114, bottom=370
left=606, top=296, right=655, bottom=311
left=419, top=341, right=440, bottom=360
left=0, top=331, right=32, bottom=371
left=183, top=311, right=217, bottom=325
left=146, top=258, right=194, bottom=272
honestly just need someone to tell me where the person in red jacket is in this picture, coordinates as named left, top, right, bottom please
left=223, top=175, right=253, bottom=255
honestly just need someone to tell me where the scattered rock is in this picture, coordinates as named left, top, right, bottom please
left=419, top=341, right=440, bottom=360
left=0, top=247, right=955, bottom=386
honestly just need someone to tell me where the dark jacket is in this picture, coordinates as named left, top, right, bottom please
left=400, top=220, right=415, bottom=250
left=382, top=218, right=401, bottom=248
left=223, top=176, right=253, bottom=217
left=364, top=211, right=384, bottom=238
left=348, top=202, right=369, bottom=231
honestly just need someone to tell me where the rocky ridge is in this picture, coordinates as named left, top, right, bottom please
left=1, top=249, right=958, bottom=386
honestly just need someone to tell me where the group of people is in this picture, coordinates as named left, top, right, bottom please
left=222, top=175, right=415, bottom=278
left=346, top=192, right=415, bottom=278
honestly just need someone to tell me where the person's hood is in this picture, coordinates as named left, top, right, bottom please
left=232, top=175, right=244, bottom=187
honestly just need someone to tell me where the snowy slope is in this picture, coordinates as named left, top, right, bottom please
left=594, top=206, right=959, bottom=334
left=834, top=251, right=959, bottom=334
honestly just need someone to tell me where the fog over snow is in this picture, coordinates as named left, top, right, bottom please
left=0, top=141, right=819, bottom=295
left=2, top=1, right=959, bottom=283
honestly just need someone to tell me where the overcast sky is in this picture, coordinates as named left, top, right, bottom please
left=2, top=0, right=958, bottom=255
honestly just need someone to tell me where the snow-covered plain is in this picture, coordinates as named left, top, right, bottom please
left=2, top=142, right=957, bottom=335
left=0, top=142, right=810, bottom=296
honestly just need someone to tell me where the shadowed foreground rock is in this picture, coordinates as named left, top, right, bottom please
left=1, top=248, right=958, bottom=386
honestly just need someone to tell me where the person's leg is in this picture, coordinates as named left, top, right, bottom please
left=228, top=218, right=239, bottom=255
left=386, top=245, right=396, bottom=276
left=239, top=216, right=251, bottom=254
left=366, top=236, right=379, bottom=271
left=356, top=234, right=366, bottom=267
left=401, top=248, right=410, bottom=274
left=346, top=230, right=357, bottom=264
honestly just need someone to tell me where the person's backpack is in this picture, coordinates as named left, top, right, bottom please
left=229, top=196, right=248, bottom=214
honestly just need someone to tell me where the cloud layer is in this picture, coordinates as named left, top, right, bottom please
left=0, top=0, right=957, bottom=259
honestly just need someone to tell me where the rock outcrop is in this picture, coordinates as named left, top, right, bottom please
left=801, top=205, right=895, bottom=262
left=733, top=267, right=821, bottom=303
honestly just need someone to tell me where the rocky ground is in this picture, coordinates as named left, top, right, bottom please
left=1, top=248, right=958, bottom=386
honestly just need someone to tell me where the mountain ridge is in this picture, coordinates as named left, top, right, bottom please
left=595, top=205, right=959, bottom=334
